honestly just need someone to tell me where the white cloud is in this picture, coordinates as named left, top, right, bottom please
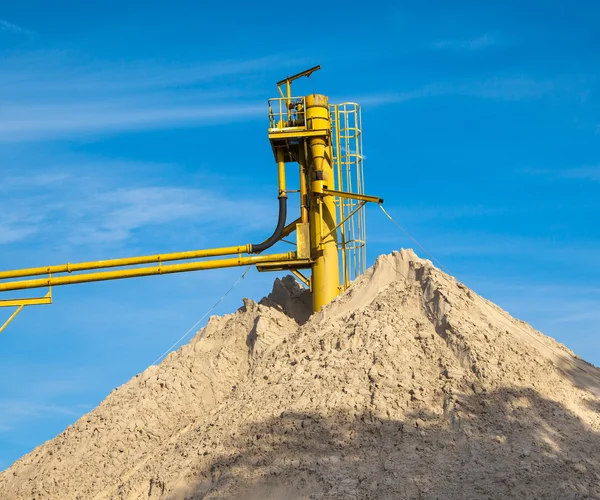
left=561, top=166, right=600, bottom=181
left=0, top=222, right=38, bottom=244
left=0, top=100, right=264, bottom=143
left=0, top=19, right=34, bottom=37
left=468, top=77, right=555, bottom=100
left=0, top=53, right=295, bottom=142
left=433, top=33, right=498, bottom=51
left=0, top=164, right=274, bottom=247
left=0, top=401, right=81, bottom=433
left=555, top=311, right=600, bottom=323
left=0, top=53, right=285, bottom=95
left=67, top=186, right=224, bottom=244
left=519, top=165, right=600, bottom=181
left=0, top=172, right=70, bottom=192
left=354, top=77, right=557, bottom=106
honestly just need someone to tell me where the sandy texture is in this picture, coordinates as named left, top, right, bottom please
left=2, top=250, right=600, bottom=499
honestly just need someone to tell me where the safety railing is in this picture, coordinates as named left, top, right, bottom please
left=268, top=96, right=306, bottom=130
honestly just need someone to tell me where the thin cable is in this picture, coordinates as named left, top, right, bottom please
left=379, top=204, right=452, bottom=275
left=378, top=204, right=589, bottom=374
left=150, top=266, right=252, bottom=366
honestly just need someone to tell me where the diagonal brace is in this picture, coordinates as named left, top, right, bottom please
left=0, top=290, right=53, bottom=334
left=320, top=201, right=367, bottom=244
left=0, top=305, right=24, bottom=335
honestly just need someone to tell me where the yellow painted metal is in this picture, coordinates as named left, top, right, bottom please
left=281, top=217, right=301, bottom=239
left=0, top=305, right=24, bottom=335
left=0, top=67, right=384, bottom=334
left=298, top=147, right=309, bottom=224
left=296, top=223, right=310, bottom=259
left=255, top=258, right=312, bottom=272
left=0, top=245, right=252, bottom=281
left=0, top=289, right=52, bottom=332
left=0, top=253, right=295, bottom=293
left=276, top=65, right=321, bottom=102
left=290, top=269, right=310, bottom=288
left=332, top=104, right=348, bottom=289
left=330, top=102, right=370, bottom=288
left=321, top=189, right=383, bottom=205
left=306, top=94, right=340, bottom=312
left=0, top=290, right=52, bottom=307
left=268, top=128, right=329, bottom=140
left=320, top=201, right=367, bottom=244
left=0, top=290, right=53, bottom=333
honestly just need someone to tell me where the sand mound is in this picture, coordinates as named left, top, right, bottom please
left=2, top=250, right=600, bottom=499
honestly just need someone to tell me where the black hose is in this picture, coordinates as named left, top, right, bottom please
left=251, top=196, right=287, bottom=253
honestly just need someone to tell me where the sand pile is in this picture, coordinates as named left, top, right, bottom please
left=2, top=249, right=600, bottom=499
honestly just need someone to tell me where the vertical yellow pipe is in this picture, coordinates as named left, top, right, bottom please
left=298, top=147, right=309, bottom=224
left=306, top=94, right=340, bottom=312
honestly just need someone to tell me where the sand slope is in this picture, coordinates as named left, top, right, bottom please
left=2, top=250, right=600, bottom=499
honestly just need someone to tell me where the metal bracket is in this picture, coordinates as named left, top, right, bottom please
left=0, top=289, right=52, bottom=334
left=290, top=270, right=310, bottom=288
left=320, top=201, right=367, bottom=244
left=277, top=65, right=321, bottom=100
left=296, top=223, right=311, bottom=259
left=255, top=258, right=313, bottom=272
left=320, top=188, right=384, bottom=205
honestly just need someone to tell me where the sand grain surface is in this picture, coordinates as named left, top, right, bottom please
left=2, top=249, right=600, bottom=499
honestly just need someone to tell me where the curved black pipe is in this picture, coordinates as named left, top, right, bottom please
left=251, top=196, right=287, bottom=253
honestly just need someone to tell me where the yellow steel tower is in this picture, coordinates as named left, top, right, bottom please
left=306, top=94, right=340, bottom=310
left=0, top=66, right=382, bottom=333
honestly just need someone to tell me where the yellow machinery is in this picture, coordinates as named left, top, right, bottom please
left=0, top=66, right=382, bottom=333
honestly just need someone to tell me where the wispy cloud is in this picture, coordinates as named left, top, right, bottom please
left=468, top=77, right=555, bottom=100
left=433, top=234, right=600, bottom=264
left=0, top=101, right=264, bottom=143
left=520, top=165, right=600, bottom=181
left=0, top=53, right=294, bottom=142
left=561, top=166, right=600, bottom=181
left=354, top=76, right=557, bottom=106
left=0, top=19, right=35, bottom=38
left=65, top=185, right=270, bottom=245
left=433, top=33, right=498, bottom=51
left=0, top=52, right=284, bottom=96
left=0, top=401, right=81, bottom=433
left=0, top=220, right=39, bottom=244
left=376, top=204, right=506, bottom=225
left=555, top=311, right=600, bottom=323
left=0, top=162, right=273, bottom=247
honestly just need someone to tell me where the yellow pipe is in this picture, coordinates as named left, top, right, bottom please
left=0, top=245, right=252, bottom=281
left=0, top=253, right=295, bottom=293
left=298, top=146, right=309, bottom=224
left=306, top=93, right=340, bottom=312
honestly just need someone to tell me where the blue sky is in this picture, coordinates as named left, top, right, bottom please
left=0, top=0, right=598, bottom=470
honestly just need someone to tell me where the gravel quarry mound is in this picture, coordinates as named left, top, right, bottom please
left=2, top=249, right=600, bottom=499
